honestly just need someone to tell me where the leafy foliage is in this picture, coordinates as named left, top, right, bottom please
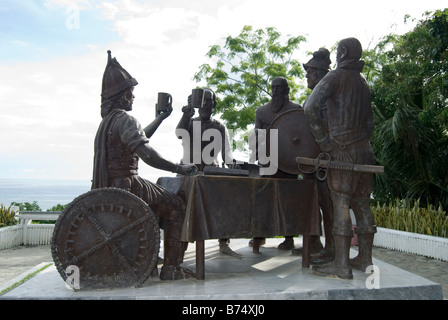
left=0, top=204, right=18, bottom=228
left=7, top=201, right=67, bottom=224
left=11, top=201, right=41, bottom=212
left=372, top=199, right=448, bottom=238
left=10, top=201, right=67, bottom=212
left=194, top=25, right=307, bottom=133
left=364, top=9, right=448, bottom=209
left=47, top=203, right=68, bottom=212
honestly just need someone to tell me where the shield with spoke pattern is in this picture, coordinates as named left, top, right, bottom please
left=51, top=188, right=160, bottom=290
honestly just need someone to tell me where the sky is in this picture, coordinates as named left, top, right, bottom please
left=0, top=0, right=446, bottom=183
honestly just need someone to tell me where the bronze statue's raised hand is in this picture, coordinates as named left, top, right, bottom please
left=157, top=105, right=173, bottom=120
left=181, top=105, right=195, bottom=118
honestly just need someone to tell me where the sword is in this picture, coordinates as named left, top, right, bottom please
left=296, top=153, right=384, bottom=181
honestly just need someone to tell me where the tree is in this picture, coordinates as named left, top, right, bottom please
left=11, top=201, right=42, bottom=212
left=47, top=203, right=68, bottom=212
left=365, top=9, right=448, bottom=208
left=193, top=25, right=307, bottom=138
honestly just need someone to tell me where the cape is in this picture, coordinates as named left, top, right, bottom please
left=91, top=109, right=124, bottom=190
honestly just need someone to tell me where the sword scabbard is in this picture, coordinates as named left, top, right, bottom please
left=296, top=154, right=384, bottom=174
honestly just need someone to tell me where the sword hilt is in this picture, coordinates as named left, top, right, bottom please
left=297, top=153, right=330, bottom=181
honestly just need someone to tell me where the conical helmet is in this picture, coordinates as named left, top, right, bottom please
left=101, top=50, right=138, bottom=101
left=303, top=48, right=331, bottom=71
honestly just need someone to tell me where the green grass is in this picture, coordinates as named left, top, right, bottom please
left=0, top=263, right=53, bottom=295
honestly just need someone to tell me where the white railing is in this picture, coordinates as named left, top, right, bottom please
left=1, top=212, right=447, bottom=262
left=373, top=227, right=448, bottom=261
left=0, top=225, right=23, bottom=250
left=0, top=212, right=60, bottom=250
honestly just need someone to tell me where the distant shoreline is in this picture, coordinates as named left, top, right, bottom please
left=0, top=179, right=91, bottom=211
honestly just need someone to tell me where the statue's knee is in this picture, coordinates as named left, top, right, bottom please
left=354, top=225, right=377, bottom=235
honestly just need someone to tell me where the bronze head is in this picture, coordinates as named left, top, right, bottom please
left=270, top=77, right=290, bottom=112
left=198, top=88, right=216, bottom=121
left=303, top=48, right=331, bottom=89
left=100, top=51, right=137, bottom=117
left=336, top=38, right=362, bottom=64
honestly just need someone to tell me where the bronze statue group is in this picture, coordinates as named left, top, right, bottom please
left=92, top=37, right=377, bottom=281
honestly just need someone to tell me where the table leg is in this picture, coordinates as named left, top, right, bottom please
left=302, top=235, right=310, bottom=268
left=196, top=240, right=205, bottom=280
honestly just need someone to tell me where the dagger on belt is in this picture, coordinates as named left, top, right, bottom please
left=296, top=153, right=384, bottom=181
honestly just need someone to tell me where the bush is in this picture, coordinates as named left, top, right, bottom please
left=10, top=201, right=42, bottom=212
left=38, top=203, right=68, bottom=224
left=0, top=204, right=18, bottom=228
left=7, top=201, right=67, bottom=225
left=47, top=203, right=68, bottom=212
left=371, top=199, right=448, bottom=238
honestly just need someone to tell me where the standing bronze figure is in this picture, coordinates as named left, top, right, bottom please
left=251, top=77, right=322, bottom=252
left=300, top=48, right=335, bottom=264
left=304, top=38, right=377, bottom=279
left=92, top=51, right=197, bottom=281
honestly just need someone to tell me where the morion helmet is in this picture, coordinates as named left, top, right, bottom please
left=303, top=48, right=331, bottom=71
left=101, top=50, right=138, bottom=101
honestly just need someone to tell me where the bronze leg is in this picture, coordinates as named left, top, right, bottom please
left=196, top=240, right=205, bottom=280
left=302, top=235, right=310, bottom=268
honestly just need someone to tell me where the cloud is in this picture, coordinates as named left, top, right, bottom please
left=0, top=51, right=101, bottom=179
left=1, top=0, right=447, bottom=182
left=43, top=0, right=94, bottom=10
left=114, top=8, right=200, bottom=47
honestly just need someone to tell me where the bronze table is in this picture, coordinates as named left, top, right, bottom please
left=158, top=175, right=321, bottom=280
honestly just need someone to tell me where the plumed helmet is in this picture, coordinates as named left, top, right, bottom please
left=303, top=48, right=331, bottom=71
left=101, top=50, right=138, bottom=101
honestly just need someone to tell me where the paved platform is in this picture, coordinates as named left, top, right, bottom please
left=0, top=238, right=443, bottom=300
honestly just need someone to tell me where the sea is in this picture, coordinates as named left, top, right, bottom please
left=0, top=179, right=92, bottom=211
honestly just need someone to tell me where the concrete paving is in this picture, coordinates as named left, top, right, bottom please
left=0, top=238, right=445, bottom=300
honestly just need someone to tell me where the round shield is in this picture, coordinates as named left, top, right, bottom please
left=51, top=188, right=160, bottom=290
left=267, top=108, right=320, bottom=174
